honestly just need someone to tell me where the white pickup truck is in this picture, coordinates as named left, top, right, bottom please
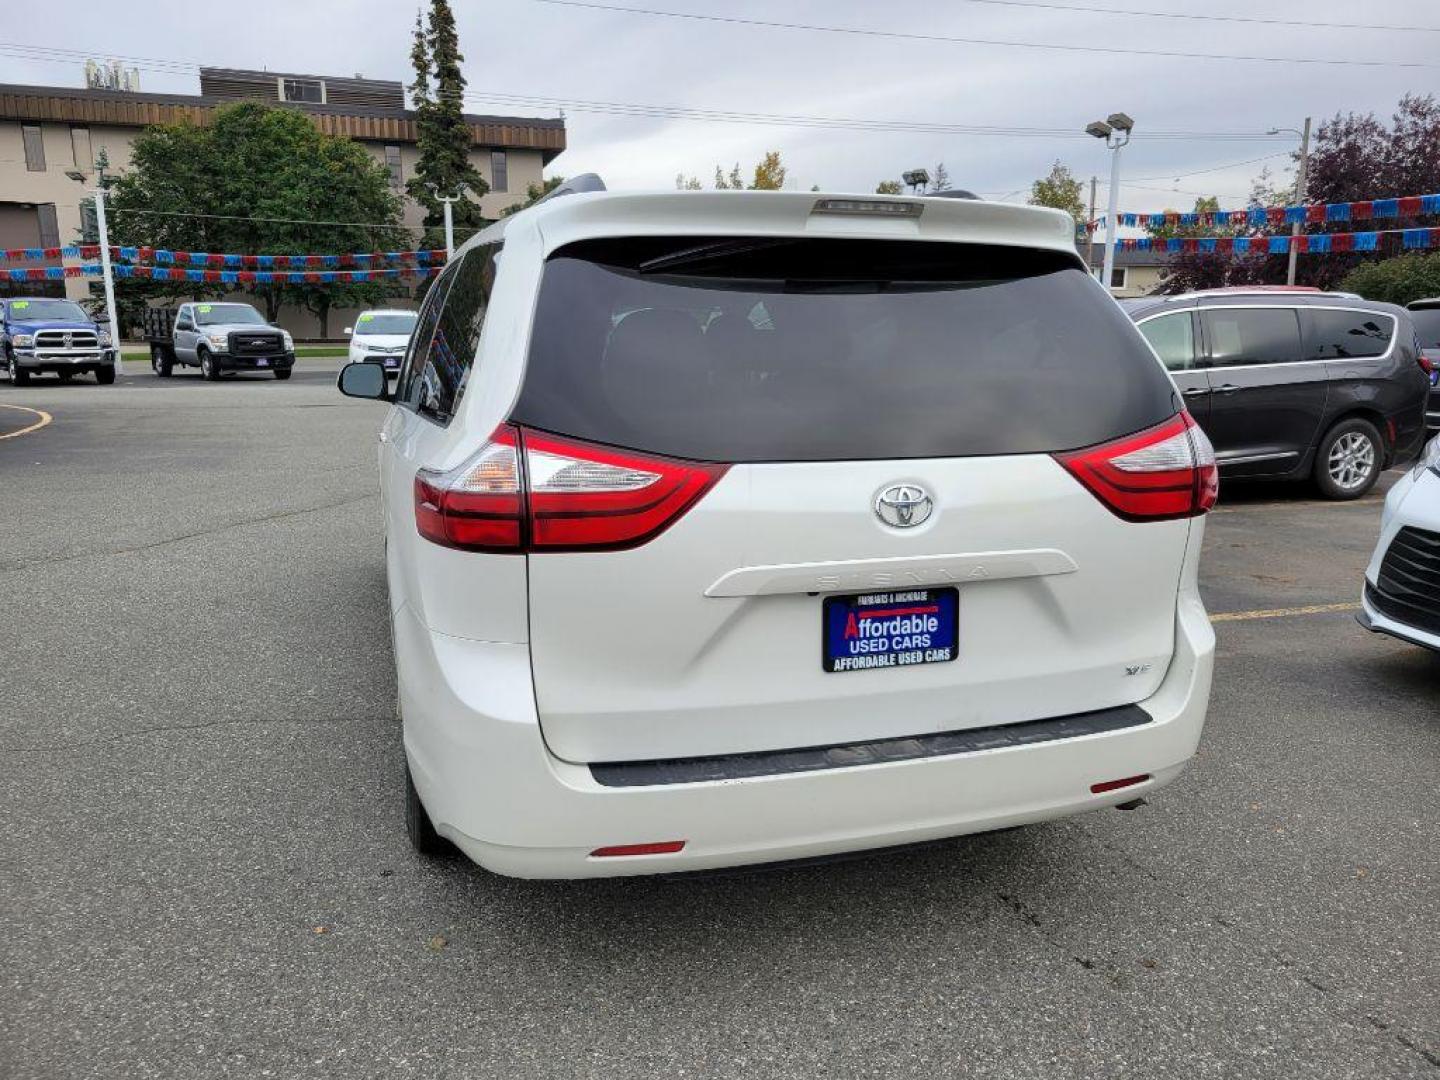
left=143, top=302, right=295, bottom=380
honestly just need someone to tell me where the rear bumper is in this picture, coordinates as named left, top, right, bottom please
left=397, top=586, right=1215, bottom=880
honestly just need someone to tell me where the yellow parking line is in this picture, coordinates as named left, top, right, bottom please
left=0, top=402, right=52, bottom=441
left=1210, top=601, right=1360, bottom=623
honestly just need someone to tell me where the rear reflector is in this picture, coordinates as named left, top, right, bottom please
left=1055, top=412, right=1218, bottom=521
left=590, top=840, right=687, bottom=858
left=1090, top=774, right=1150, bottom=795
left=414, top=425, right=728, bottom=553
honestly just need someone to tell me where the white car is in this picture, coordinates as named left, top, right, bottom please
left=1359, top=435, right=1440, bottom=652
left=346, top=309, right=417, bottom=374
left=338, top=181, right=1218, bottom=879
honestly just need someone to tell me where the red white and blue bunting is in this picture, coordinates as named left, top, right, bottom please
left=1116, top=226, right=1440, bottom=254
left=0, top=245, right=447, bottom=265
left=1092, top=193, right=1440, bottom=232
left=112, top=264, right=443, bottom=284
left=4, top=264, right=103, bottom=281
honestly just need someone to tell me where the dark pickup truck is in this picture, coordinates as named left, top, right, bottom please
left=143, top=302, right=295, bottom=380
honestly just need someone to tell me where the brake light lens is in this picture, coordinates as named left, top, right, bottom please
left=414, top=425, right=728, bottom=553
left=590, top=840, right=686, bottom=857
left=1055, top=412, right=1218, bottom=521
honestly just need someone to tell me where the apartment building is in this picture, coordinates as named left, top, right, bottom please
left=0, top=68, right=566, bottom=334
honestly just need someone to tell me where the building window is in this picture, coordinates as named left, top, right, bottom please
left=490, top=150, right=508, bottom=193
left=385, top=144, right=403, bottom=189
left=281, top=78, right=324, bottom=103
left=22, top=124, right=45, bottom=171
left=37, top=204, right=60, bottom=249
left=1109, top=266, right=1128, bottom=290
left=70, top=126, right=92, bottom=172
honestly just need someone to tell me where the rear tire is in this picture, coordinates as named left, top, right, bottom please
left=405, top=762, right=449, bottom=857
left=199, top=348, right=220, bottom=382
left=273, top=368, right=292, bottom=381
left=151, top=345, right=173, bottom=377
left=95, top=365, right=115, bottom=386
left=1314, top=417, right=1382, bottom=500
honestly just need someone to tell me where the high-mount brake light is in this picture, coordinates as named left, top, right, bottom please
left=413, top=426, right=728, bottom=553
left=1055, top=412, right=1218, bottom=521
left=811, top=197, right=924, bottom=218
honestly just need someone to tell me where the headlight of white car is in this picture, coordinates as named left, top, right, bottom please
left=206, top=332, right=229, bottom=348
left=282, top=331, right=294, bottom=351
left=1413, top=433, right=1440, bottom=480
left=12, top=334, right=33, bottom=347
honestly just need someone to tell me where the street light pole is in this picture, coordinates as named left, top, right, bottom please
left=430, top=187, right=465, bottom=259
left=1287, top=117, right=1312, bottom=287
left=93, top=184, right=121, bottom=374
left=66, top=166, right=121, bottom=376
left=1087, top=112, right=1134, bottom=297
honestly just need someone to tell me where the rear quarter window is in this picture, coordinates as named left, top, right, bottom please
left=1304, top=308, right=1394, bottom=360
left=513, top=236, right=1178, bottom=462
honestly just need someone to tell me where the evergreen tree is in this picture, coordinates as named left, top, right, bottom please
left=407, top=0, right=488, bottom=248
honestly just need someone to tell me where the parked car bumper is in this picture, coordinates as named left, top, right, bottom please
left=1359, top=465, right=1440, bottom=652
left=397, top=579, right=1215, bottom=880
left=214, top=351, right=294, bottom=372
left=12, top=347, right=116, bottom=372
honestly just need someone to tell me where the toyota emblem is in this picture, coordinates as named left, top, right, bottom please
left=874, top=483, right=934, bottom=528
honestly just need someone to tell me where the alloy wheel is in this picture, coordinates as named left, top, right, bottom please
left=1327, top=431, right=1376, bottom=492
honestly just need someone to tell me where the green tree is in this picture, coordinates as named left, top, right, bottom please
left=749, top=151, right=786, bottom=190
left=407, top=0, right=488, bottom=248
left=1028, top=161, right=1086, bottom=227
left=107, top=102, right=405, bottom=336
left=675, top=173, right=702, bottom=190
left=500, top=175, right=566, bottom=216
left=1341, top=252, right=1440, bottom=305
left=874, top=179, right=903, bottom=195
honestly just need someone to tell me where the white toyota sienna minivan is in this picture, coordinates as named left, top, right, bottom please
left=338, top=180, right=1217, bottom=879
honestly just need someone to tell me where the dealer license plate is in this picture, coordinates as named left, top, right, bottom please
left=822, top=588, right=959, bottom=673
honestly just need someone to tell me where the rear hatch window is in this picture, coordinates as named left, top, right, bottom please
left=513, top=236, right=1178, bottom=462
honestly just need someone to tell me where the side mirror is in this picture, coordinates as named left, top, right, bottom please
left=337, top=360, right=392, bottom=401
left=343, top=326, right=353, bottom=335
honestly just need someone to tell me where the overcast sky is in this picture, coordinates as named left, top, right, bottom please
left=30, top=0, right=1440, bottom=216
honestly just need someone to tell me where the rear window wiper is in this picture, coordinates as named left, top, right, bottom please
left=638, top=238, right=799, bottom=274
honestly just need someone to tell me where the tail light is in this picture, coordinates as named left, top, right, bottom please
left=1055, top=412, right=1218, bottom=521
left=414, top=425, right=728, bottom=553
left=1419, top=350, right=1438, bottom=379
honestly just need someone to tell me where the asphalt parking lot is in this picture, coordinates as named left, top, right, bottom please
left=3, top=363, right=1438, bottom=1080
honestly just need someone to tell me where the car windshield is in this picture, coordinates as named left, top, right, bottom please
left=1409, top=308, right=1440, bottom=348
left=195, top=304, right=267, bottom=326
left=354, top=313, right=417, bottom=336
left=8, top=299, right=88, bottom=322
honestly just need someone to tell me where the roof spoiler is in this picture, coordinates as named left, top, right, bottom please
left=534, top=173, right=607, bottom=206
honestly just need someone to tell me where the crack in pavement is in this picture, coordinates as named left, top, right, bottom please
left=0, top=492, right=379, bottom=577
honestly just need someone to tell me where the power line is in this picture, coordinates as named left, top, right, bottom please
left=936, top=0, right=1440, bottom=34
left=532, top=0, right=1439, bottom=68
left=0, top=39, right=1303, bottom=143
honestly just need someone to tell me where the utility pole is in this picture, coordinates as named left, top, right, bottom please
left=1287, top=117, right=1312, bottom=287
left=1087, top=175, right=1098, bottom=275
